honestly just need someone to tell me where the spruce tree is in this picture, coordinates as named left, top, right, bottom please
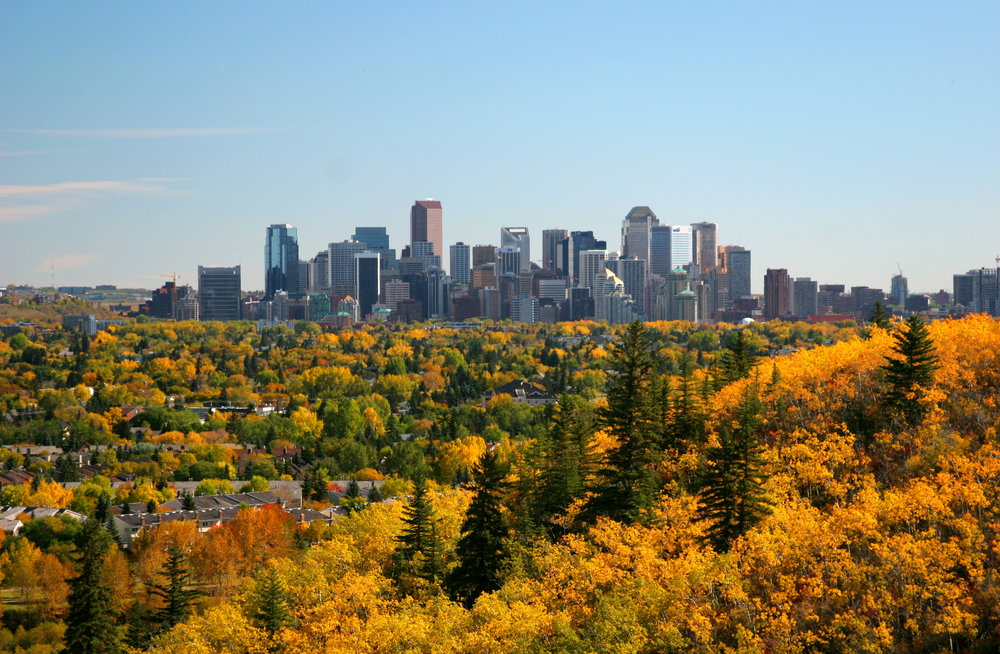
left=446, top=450, right=509, bottom=607
left=395, top=472, right=443, bottom=583
left=252, top=565, right=292, bottom=636
left=181, top=491, right=197, bottom=511
left=869, top=300, right=892, bottom=332
left=532, top=404, right=592, bottom=539
left=150, top=546, right=201, bottom=631
left=719, top=328, right=756, bottom=385
left=366, top=483, right=384, bottom=503
left=882, top=314, right=938, bottom=425
left=64, top=519, right=122, bottom=654
left=697, top=391, right=773, bottom=552
left=581, top=320, right=660, bottom=525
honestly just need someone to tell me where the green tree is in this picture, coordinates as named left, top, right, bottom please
left=366, top=483, right=384, bottom=503
left=531, top=403, right=592, bottom=539
left=339, top=479, right=367, bottom=514
left=719, top=328, right=756, bottom=385
left=446, top=450, right=509, bottom=607
left=582, top=320, right=660, bottom=525
left=881, top=314, right=938, bottom=425
left=64, top=519, right=122, bottom=654
left=395, top=472, right=443, bottom=583
left=181, top=491, right=197, bottom=511
left=697, top=391, right=773, bottom=552
left=150, top=546, right=201, bottom=631
left=869, top=300, right=892, bottom=332
left=251, top=564, right=292, bottom=639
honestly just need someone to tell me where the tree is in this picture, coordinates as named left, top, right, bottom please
left=869, top=300, right=892, bottom=332
left=531, top=404, right=592, bottom=539
left=697, top=391, right=773, bottom=552
left=719, top=328, right=756, bottom=385
left=582, top=320, right=660, bottom=525
left=446, top=450, right=509, bottom=607
left=395, top=472, right=443, bottom=584
left=64, top=519, right=122, bottom=654
left=150, top=546, right=200, bottom=632
left=881, top=314, right=938, bottom=425
left=366, top=483, right=384, bottom=503
left=181, top=491, right=197, bottom=511
left=251, top=564, right=292, bottom=638
left=340, top=479, right=366, bottom=514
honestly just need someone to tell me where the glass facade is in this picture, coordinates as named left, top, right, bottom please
left=264, top=224, right=299, bottom=300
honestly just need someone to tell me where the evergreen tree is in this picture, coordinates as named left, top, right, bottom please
left=146, top=499, right=157, bottom=514
left=869, top=300, right=892, bottom=332
left=665, top=358, right=706, bottom=451
left=252, top=565, right=292, bottom=638
left=881, top=314, right=938, bottom=425
left=94, top=493, right=111, bottom=522
left=446, top=450, right=509, bottom=607
left=532, top=404, right=592, bottom=539
left=150, top=546, right=201, bottom=631
left=581, top=320, right=660, bottom=525
left=124, top=602, right=154, bottom=651
left=181, top=491, right=197, bottom=511
left=64, top=519, right=122, bottom=654
left=341, top=479, right=366, bottom=513
left=395, top=472, right=443, bottom=583
left=120, top=501, right=131, bottom=515
left=366, top=483, right=384, bottom=503
left=697, top=391, right=774, bottom=552
left=105, top=516, right=123, bottom=549
left=719, top=328, right=756, bottom=385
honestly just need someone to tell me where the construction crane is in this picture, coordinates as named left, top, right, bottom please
left=161, top=273, right=182, bottom=283
left=897, top=263, right=904, bottom=278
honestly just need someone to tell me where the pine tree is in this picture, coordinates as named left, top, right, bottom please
left=719, top=328, right=756, bottom=385
left=697, top=391, right=774, bottom=552
left=446, top=450, right=509, bottom=607
left=94, top=493, right=111, bottom=522
left=532, top=404, right=592, bottom=539
left=150, top=546, right=201, bottom=631
left=366, top=483, right=384, bottom=503
left=581, top=320, right=660, bottom=525
left=64, top=519, right=122, bottom=654
left=869, top=300, right=892, bottom=332
left=882, top=314, right=938, bottom=425
left=341, top=479, right=366, bottom=514
left=146, top=499, right=157, bottom=514
left=181, top=491, right=197, bottom=511
left=395, top=472, right=443, bottom=583
left=252, top=564, right=292, bottom=637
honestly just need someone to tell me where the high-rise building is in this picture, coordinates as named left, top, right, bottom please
left=605, top=257, right=647, bottom=313
left=649, top=225, right=672, bottom=276
left=567, top=232, right=607, bottom=282
left=691, top=222, right=718, bottom=272
left=450, top=242, right=471, bottom=284
left=473, top=244, right=497, bottom=268
left=353, top=227, right=396, bottom=270
left=668, top=226, right=693, bottom=271
left=501, top=227, right=531, bottom=272
left=308, top=251, right=330, bottom=293
left=764, top=268, right=791, bottom=319
left=264, top=224, right=299, bottom=300
left=510, top=294, right=540, bottom=324
left=541, top=229, right=567, bottom=271
left=328, top=240, right=368, bottom=289
left=496, top=247, right=521, bottom=276
left=198, top=266, right=242, bottom=322
left=355, top=253, right=381, bottom=319
left=578, top=250, right=608, bottom=292
left=383, top=279, right=410, bottom=311
left=718, top=245, right=751, bottom=306
left=792, top=277, right=818, bottom=316
left=621, top=206, right=659, bottom=264
left=890, top=273, right=908, bottom=307
left=410, top=200, right=443, bottom=257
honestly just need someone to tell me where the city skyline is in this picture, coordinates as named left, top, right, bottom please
left=2, top=3, right=998, bottom=293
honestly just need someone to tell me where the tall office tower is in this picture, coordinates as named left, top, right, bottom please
left=718, top=245, right=751, bottom=306
left=410, top=200, right=443, bottom=256
left=579, top=249, right=609, bottom=292
left=308, top=251, right=330, bottom=292
left=793, top=277, right=818, bottom=316
left=593, top=269, right=623, bottom=323
left=501, top=227, right=531, bottom=272
left=541, top=229, right=567, bottom=271
left=198, top=266, right=242, bottom=322
left=449, top=242, right=471, bottom=284
left=471, top=263, right=497, bottom=292
left=353, top=227, right=396, bottom=270
left=264, top=224, right=299, bottom=300
left=606, top=257, right=647, bottom=313
left=567, top=231, right=607, bottom=282
left=328, top=240, right=368, bottom=291
left=537, top=277, right=568, bottom=301
left=411, top=241, right=441, bottom=269
left=959, top=268, right=1000, bottom=315
left=649, top=225, right=672, bottom=276
left=953, top=272, right=974, bottom=307
left=621, top=206, right=659, bottom=263
left=764, top=268, right=791, bottom=319
left=498, top=274, right=521, bottom=319
left=297, top=261, right=309, bottom=294
left=668, top=226, right=693, bottom=271
left=355, top=253, right=381, bottom=319
left=383, top=279, right=410, bottom=311
left=890, top=273, right=908, bottom=307
left=496, top=247, right=521, bottom=276
left=473, top=244, right=497, bottom=267
left=690, top=222, right=718, bottom=271
left=510, top=294, right=540, bottom=324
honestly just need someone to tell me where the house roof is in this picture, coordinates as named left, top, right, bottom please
left=486, top=379, right=557, bottom=401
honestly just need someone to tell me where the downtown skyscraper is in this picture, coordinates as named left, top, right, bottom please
left=264, top=224, right=299, bottom=300
left=410, top=200, right=443, bottom=257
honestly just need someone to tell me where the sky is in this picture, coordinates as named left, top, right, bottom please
left=1, top=1, right=998, bottom=294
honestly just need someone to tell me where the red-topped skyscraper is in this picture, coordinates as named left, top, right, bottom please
left=410, top=200, right=443, bottom=257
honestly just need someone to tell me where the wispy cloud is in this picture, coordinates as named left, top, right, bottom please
left=33, top=254, right=105, bottom=273
left=4, top=127, right=288, bottom=139
left=0, top=179, right=173, bottom=223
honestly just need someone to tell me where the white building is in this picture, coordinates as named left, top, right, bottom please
left=578, top=250, right=609, bottom=293
left=500, top=227, right=531, bottom=272
left=449, top=242, right=471, bottom=285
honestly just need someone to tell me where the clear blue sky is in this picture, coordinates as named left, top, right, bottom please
left=2, top=2, right=997, bottom=294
